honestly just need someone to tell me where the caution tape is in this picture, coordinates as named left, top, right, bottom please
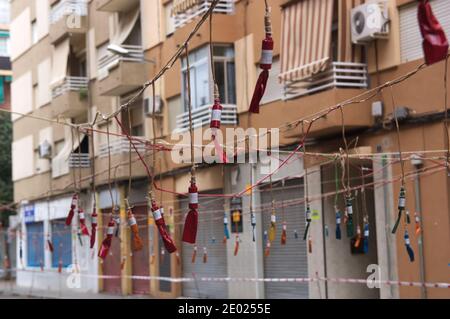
left=4, top=268, right=450, bottom=289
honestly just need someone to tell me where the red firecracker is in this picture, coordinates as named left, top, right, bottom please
left=90, top=207, right=97, bottom=249
left=98, top=219, right=115, bottom=260
left=249, top=9, right=273, bottom=114
left=354, top=225, right=362, bottom=248
left=58, top=259, right=62, bottom=274
left=418, top=0, right=449, bottom=65
left=281, top=222, right=287, bottom=245
left=151, top=200, right=177, bottom=253
left=66, top=193, right=78, bottom=226
left=191, top=246, right=197, bottom=263
left=78, top=208, right=90, bottom=236
left=203, top=247, right=208, bottom=264
left=127, top=208, right=143, bottom=252
left=47, top=239, right=54, bottom=253
left=210, top=93, right=223, bottom=131
left=182, top=179, right=199, bottom=244
left=234, top=236, right=240, bottom=256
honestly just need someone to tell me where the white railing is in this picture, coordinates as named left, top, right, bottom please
left=174, top=0, right=234, bottom=30
left=69, top=153, right=90, bottom=168
left=52, top=76, right=89, bottom=99
left=283, top=62, right=368, bottom=100
left=98, top=136, right=147, bottom=158
left=176, top=104, right=238, bottom=132
left=97, top=45, right=145, bottom=80
left=50, top=0, right=88, bottom=24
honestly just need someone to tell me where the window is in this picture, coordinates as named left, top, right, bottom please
left=0, top=35, right=9, bottom=57
left=165, top=2, right=175, bottom=36
left=51, top=219, right=72, bottom=268
left=121, top=95, right=145, bottom=137
left=0, top=0, right=10, bottom=25
left=400, top=0, right=450, bottom=63
left=181, top=45, right=236, bottom=111
left=26, top=221, right=44, bottom=268
left=31, top=20, right=38, bottom=44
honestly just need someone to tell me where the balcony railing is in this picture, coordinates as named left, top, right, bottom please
left=50, top=0, right=88, bottom=24
left=173, top=0, right=234, bottom=30
left=98, top=136, right=147, bottom=158
left=52, top=76, right=89, bottom=99
left=97, top=45, right=145, bottom=80
left=69, top=153, right=90, bottom=168
left=176, top=104, right=238, bottom=132
left=283, top=62, right=368, bottom=100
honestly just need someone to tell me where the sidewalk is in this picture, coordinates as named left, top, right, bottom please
left=0, top=280, right=152, bottom=299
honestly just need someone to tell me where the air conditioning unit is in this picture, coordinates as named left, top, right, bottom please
left=351, top=0, right=389, bottom=44
left=38, top=140, right=52, bottom=159
left=144, top=96, right=163, bottom=116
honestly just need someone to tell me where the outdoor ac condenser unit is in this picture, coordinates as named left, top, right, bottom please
left=38, top=140, right=52, bottom=159
left=351, top=0, right=389, bottom=44
left=144, top=96, right=163, bottom=117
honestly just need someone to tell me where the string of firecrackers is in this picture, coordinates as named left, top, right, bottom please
left=6, top=268, right=450, bottom=289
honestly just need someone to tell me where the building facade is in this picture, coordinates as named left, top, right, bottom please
left=10, top=0, right=450, bottom=298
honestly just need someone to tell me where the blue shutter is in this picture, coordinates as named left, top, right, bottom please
left=51, top=220, right=72, bottom=268
left=26, top=222, right=44, bottom=267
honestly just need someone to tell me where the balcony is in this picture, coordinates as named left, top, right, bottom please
left=97, top=45, right=148, bottom=96
left=98, top=136, right=147, bottom=158
left=176, top=104, right=238, bottom=132
left=69, top=153, right=90, bottom=168
left=49, top=0, right=88, bottom=45
left=173, top=0, right=234, bottom=30
left=96, top=0, right=140, bottom=12
left=51, top=76, right=89, bottom=118
left=282, top=62, right=368, bottom=100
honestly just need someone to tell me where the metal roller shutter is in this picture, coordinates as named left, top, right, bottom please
left=101, top=208, right=122, bottom=294
left=181, top=190, right=228, bottom=299
left=131, top=205, right=150, bottom=295
left=260, top=178, right=309, bottom=299
left=400, top=0, right=450, bottom=63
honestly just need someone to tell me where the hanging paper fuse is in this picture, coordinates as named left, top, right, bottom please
left=392, top=186, right=406, bottom=234
left=127, top=206, right=143, bottom=252
left=223, top=213, right=230, bottom=243
left=182, top=177, right=199, bottom=244
left=418, top=0, right=449, bottom=65
left=363, top=221, right=369, bottom=254
left=151, top=199, right=177, bottom=253
left=281, top=222, right=287, bottom=245
left=65, top=193, right=78, bottom=226
left=249, top=6, right=273, bottom=113
left=90, top=206, right=97, bottom=249
left=191, top=246, right=197, bottom=263
left=335, top=206, right=342, bottom=240
left=251, top=212, right=256, bottom=242
left=303, top=204, right=311, bottom=241
left=98, top=219, right=115, bottom=260
left=78, top=208, right=90, bottom=236
left=404, top=230, right=415, bottom=262
left=203, top=247, right=208, bottom=264
left=345, top=195, right=354, bottom=238
left=415, top=212, right=422, bottom=236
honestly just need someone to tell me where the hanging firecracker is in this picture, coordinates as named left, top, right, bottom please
left=418, top=0, right=449, bottom=65
left=47, top=239, right=54, bottom=253
left=65, top=193, right=78, bottom=226
left=160, top=248, right=165, bottom=264
left=90, top=206, right=97, bottom=249
left=363, top=221, right=369, bottom=254
left=345, top=195, right=354, bottom=238
left=303, top=204, right=311, bottom=241
left=58, top=259, right=62, bottom=274
left=404, top=229, right=415, bottom=262
left=414, top=212, right=422, bottom=236
left=151, top=199, right=177, bottom=253
left=98, top=219, right=115, bottom=260
left=223, top=213, right=230, bottom=243
left=294, top=229, right=299, bottom=240
left=264, top=231, right=270, bottom=257
left=405, top=210, right=411, bottom=225
left=209, top=85, right=227, bottom=164
left=251, top=212, right=256, bottom=242
left=127, top=207, right=143, bottom=252
left=234, top=235, right=240, bottom=256
left=269, top=210, right=276, bottom=242
left=354, top=225, right=362, bottom=248
left=281, top=222, right=287, bottom=245
left=191, top=246, right=197, bottom=263
left=182, top=177, right=199, bottom=244
left=78, top=208, right=90, bottom=236
left=392, top=186, right=406, bottom=234
left=175, top=252, right=181, bottom=265
left=335, top=206, right=342, bottom=240
left=203, top=247, right=208, bottom=264
left=249, top=6, right=273, bottom=114
left=308, top=236, right=312, bottom=254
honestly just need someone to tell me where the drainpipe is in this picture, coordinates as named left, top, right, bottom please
left=411, top=155, right=427, bottom=299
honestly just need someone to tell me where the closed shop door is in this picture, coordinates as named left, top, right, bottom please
left=102, top=208, right=122, bottom=294
left=182, top=191, right=228, bottom=299
left=260, top=178, right=309, bottom=299
left=131, top=205, right=150, bottom=295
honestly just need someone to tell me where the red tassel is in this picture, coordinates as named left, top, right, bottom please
left=65, top=193, right=78, bottom=226
left=151, top=200, right=177, bottom=253
left=90, top=207, right=97, bottom=249
left=418, top=0, right=449, bottom=65
left=47, top=239, right=54, bottom=253
left=78, top=208, right=90, bottom=236
left=191, top=246, right=197, bottom=263
left=182, top=180, right=199, bottom=244
left=128, top=208, right=143, bottom=252
left=98, top=220, right=115, bottom=260
left=249, top=70, right=269, bottom=114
